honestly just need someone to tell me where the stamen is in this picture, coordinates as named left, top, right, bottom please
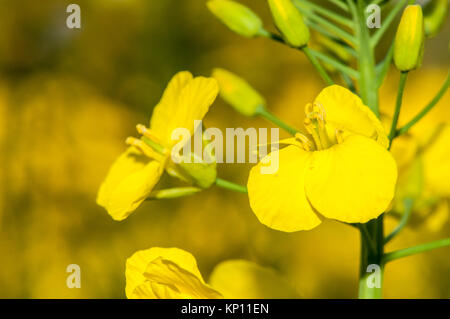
left=304, top=102, right=331, bottom=150
left=126, top=137, right=166, bottom=162
left=136, top=124, right=162, bottom=144
left=304, top=118, right=323, bottom=150
left=294, top=133, right=314, bottom=151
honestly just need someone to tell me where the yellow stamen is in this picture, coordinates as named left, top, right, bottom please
left=126, top=137, right=166, bottom=162
left=136, top=124, right=162, bottom=144
left=295, top=133, right=314, bottom=151
left=304, top=118, right=323, bottom=150
left=304, top=102, right=331, bottom=150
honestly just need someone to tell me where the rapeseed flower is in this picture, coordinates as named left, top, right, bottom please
left=97, top=71, right=219, bottom=221
left=247, top=85, right=398, bottom=232
left=125, top=247, right=298, bottom=298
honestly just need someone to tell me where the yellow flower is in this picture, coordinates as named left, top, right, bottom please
left=247, top=85, right=397, bottom=232
left=97, top=71, right=219, bottom=221
left=125, top=247, right=298, bottom=299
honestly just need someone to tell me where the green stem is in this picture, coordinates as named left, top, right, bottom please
left=383, top=238, right=450, bottom=263
left=358, top=216, right=384, bottom=299
left=359, top=224, right=377, bottom=254
left=256, top=107, right=298, bottom=136
left=301, top=46, right=335, bottom=85
left=384, top=198, right=413, bottom=244
left=352, top=0, right=384, bottom=299
left=397, top=72, right=450, bottom=136
left=354, top=0, right=379, bottom=116
left=215, top=178, right=247, bottom=193
left=388, top=71, right=408, bottom=148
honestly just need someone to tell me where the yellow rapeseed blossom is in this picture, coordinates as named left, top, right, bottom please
left=247, top=85, right=397, bottom=232
left=97, top=71, right=219, bottom=221
left=125, top=247, right=298, bottom=299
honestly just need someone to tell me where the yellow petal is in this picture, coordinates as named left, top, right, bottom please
left=247, top=146, right=322, bottom=232
left=209, top=260, right=298, bottom=298
left=97, top=147, right=163, bottom=221
left=305, top=135, right=397, bottom=223
left=125, top=247, right=222, bottom=299
left=150, top=72, right=219, bottom=146
left=315, top=85, right=389, bottom=148
left=422, top=124, right=450, bottom=197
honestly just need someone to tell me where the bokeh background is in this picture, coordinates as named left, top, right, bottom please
left=0, top=0, right=449, bottom=298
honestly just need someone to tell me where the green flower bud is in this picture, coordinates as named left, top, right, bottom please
left=148, top=187, right=202, bottom=200
left=394, top=5, right=425, bottom=72
left=268, top=0, right=310, bottom=48
left=423, top=0, right=448, bottom=38
left=212, top=68, right=265, bottom=117
left=207, top=0, right=265, bottom=38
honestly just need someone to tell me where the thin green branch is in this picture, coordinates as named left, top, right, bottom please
left=370, top=0, right=408, bottom=48
left=375, top=42, right=394, bottom=88
left=293, top=0, right=353, bottom=28
left=304, top=11, right=356, bottom=46
left=383, top=238, right=450, bottom=263
left=397, top=73, right=450, bottom=136
left=215, top=178, right=247, bottom=193
left=384, top=198, right=413, bottom=244
left=328, top=0, right=349, bottom=12
left=388, top=71, right=408, bottom=148
left=256, top=107, right=299, bottom=135
left=308, top=48, right=360, bottom=79
left=341, top=72, right=357, bottom=93
left=302, top=46, right=336, bottom=85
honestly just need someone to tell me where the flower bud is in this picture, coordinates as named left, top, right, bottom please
left=394, top=5, right=425, bottom=72
left=423, top=0, right=448, bottom=38
left=268, top=0, right=310, bottom=48
left=212, top=68, right=265, bottom=116
left=207, top=0, right=265, bottom=38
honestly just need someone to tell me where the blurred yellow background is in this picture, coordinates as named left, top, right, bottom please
left=0, top=0, right=449, bottom=298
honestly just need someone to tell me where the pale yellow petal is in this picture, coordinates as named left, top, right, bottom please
left=315, top=85, right=389, bottom=148
left=125, top=247, right=222, bottom=299
left=247, top=146, right=322, bottom=232
left=305, top=135, right=397, bottom=223
left=97, top=147, right=164, bottom=220
left=97, top=147, right=147, bottom=207
left=150, top=74, right=219, bottom=146
left=209, top=260, right=298, bottom=299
